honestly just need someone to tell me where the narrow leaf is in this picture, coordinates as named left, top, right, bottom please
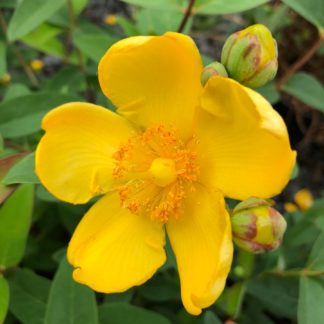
left=44, top=257, right=98, bottom=324
left=283, top=72, right=324, bottom=113
left=0, top=184, right=34, bottom=268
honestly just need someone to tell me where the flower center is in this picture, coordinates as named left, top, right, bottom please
left=149, top=158, right=177, bottom=187
left=112, top=125, right=199, bottom=223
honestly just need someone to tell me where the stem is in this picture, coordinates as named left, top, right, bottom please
left=262, top=269, right=324, bottom=278
left=0, top=10, right=39, bottom=87
left=177, top=0, right=196, bottom=33
left=277, top=35, right=323, bottom=89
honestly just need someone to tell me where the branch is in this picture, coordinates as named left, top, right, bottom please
left=177, top=0, right=196, bottom=33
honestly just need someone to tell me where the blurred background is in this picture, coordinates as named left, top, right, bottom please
left=0, top=0, right=323, bottom=323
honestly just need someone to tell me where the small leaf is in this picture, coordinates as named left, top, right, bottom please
left=298, top=277, right=324, bottom=324
left=283, top=72, right=324, bottom=113
left=0, top=275, right=9, bottom=323
left=0, top=184, right=34, bottom=268
left=7, top=0, right=66, bottom=41
left=44, top=257, right=98, bottom=324
left=98, top=302, right=171, bottom=324
left=20, top=23, right=71, bottom=61
left=2, top=153, right=39, bottom=185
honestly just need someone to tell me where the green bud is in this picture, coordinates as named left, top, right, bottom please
left=200, top=61, right=228, bottom=86
left=231, top=197, right=286, bottom=253
left=221, top=24, right=278, bottom=88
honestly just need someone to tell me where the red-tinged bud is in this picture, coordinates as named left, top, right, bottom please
left=221, top=24, right=278, bottom=88
left=231, top=197, right=286, bottom=253
left=201, top=61, right=228, bottom=86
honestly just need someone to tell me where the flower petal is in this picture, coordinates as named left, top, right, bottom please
left=166, top=187, right=233, bottom=315
left=67, top=192, right=166, bottom=292
left=194, top=76, right=296, bottom=200
left=35, top=102, right=135, bottom=204
left=98, top=32, right=203, bottom=139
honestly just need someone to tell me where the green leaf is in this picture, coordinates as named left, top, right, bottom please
left=217, top=282, right=246, bottom=318
left=283, top=72, right=324, bottom=113
left=0, top=0, right=17, bottom=8
left=44, top=257, right=98, bottom=324
left=0, top=153, right=28, bottom=203
left=43, top=66, right=85, bottom=94
left=0, top=275, right=9, bottom=323
left=8, top=268, right=50, bottom=324
left=20, top=23, right=68, bottom=61
left=194, top=0, right=270, bottom=15
left=0, top=92, right=81, bottom=138
left=0, top=184, right=34, bottom=268
left=121, top=0, right=184, bottom=11
left=3, top=83, right=31, bottom=102
left=2, top=153, right=39, bottom=185
left=247, top=277, right=298, bottom=319
left=257, top=82, right=280, bottom=104
left=136, top=8, right=185, bottom=34
left=73, top=24, right=117, bottom=62
left=298, top=277, right=324, bottom=324
left=307, top=232, right=324, bottom=271
left=282, top=0, right=324, bottom=30
left=7, top=0, right=66, bottom=41
left=0, top=40, right=7, bottom=77
left=202, top=311, right=222, bottom=324
left=98, top=303, right=171, bottom=324
left=138, top=275, right=179, bottom=302
left=122, top=0, right=269, bottom=15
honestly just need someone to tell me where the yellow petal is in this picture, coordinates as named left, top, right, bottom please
left=166, top=187, right=233, bottom=315
left=194, top=76, right=296, bottom=200
left=98, top=32, right=203, bottom=139
left=36, top=102, right=135, bottom=204
left=67, top=192, right=166, bottom=292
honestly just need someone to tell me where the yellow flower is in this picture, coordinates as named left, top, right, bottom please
left=35, top=32, right=296, bottom=315
left=30, top=59, right=44, bottom=71
left=284, top=188, right=313, bottom=212
left=104, top=14, right=117, bottom=26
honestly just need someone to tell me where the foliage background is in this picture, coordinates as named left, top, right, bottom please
left=0, top=0, right=323, bottom=323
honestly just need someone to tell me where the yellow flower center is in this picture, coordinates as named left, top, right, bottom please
left=149, top=158, right=177, bottom=187
left=112, top=125, right=199, bottom=223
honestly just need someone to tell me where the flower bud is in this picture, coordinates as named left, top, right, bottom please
left=200, top=61, right=228, bottom=86
left=221, top=24, right=278, bottom=88
left=231, top=197, right=286, bottom=253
